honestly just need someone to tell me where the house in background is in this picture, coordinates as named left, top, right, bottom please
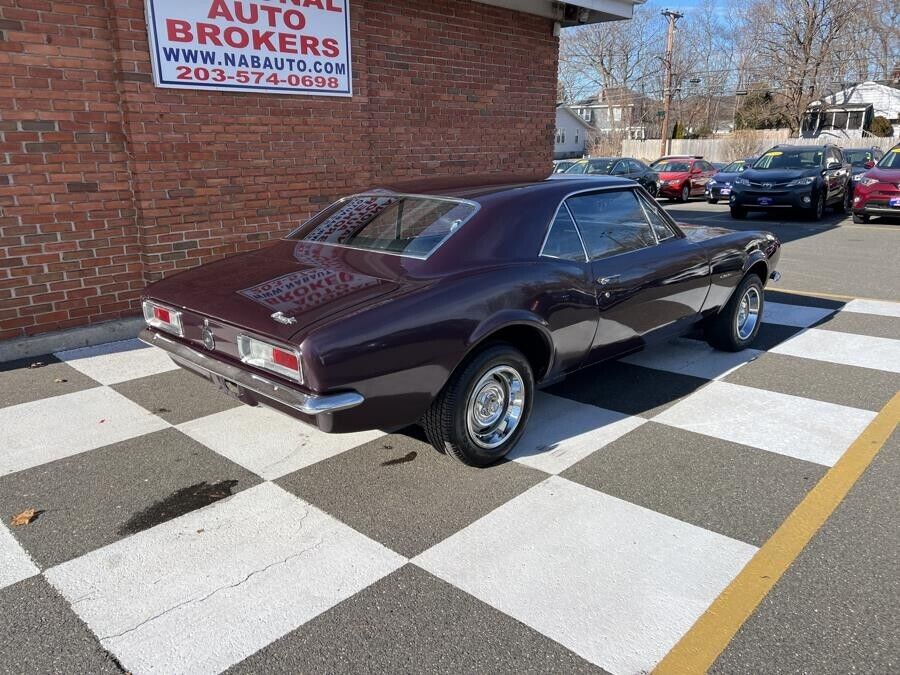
left=554, top=104, right=594, bottom=159
left=570, top=87, right=654, bottom=140
left=801, top=81, right=900, bottom=139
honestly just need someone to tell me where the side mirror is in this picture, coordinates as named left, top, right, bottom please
left=826, top=161, right=842, bottom=171
left=865, top=160, right=875, bottom=169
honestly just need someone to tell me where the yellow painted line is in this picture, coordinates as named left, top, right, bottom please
left=767, top=287, right=857, bottom=302
left=653, top=392, right=900, bottom=675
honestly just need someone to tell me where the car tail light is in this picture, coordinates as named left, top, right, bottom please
left=142, top=300, right=183, bottom=337
left=237, top=335, right=303, bottom=383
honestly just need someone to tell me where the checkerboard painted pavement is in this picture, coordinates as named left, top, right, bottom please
left=2, top=292, right=898, bottom=674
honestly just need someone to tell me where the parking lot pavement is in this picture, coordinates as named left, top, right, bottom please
left=661, top=199, right=900, bottom=302
left=1, top=291, right=898, bottom=675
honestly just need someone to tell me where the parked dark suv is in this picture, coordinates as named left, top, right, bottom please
left=729, top=144, right=851, bottom=220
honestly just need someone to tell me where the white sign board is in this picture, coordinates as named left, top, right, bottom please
left=145, top=0, right=351, bottom=96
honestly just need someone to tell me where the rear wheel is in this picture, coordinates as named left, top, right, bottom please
left=423, top=344, right=534, bottom=467
left=705, top=274, right=764, bottom=351
left=852, top=212, right=870, bottom=224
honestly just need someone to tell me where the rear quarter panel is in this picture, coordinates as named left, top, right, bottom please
left=298, top=261, right=597, bottom=430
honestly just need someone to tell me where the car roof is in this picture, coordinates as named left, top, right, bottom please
left=374, top=174, right=635, bottom=205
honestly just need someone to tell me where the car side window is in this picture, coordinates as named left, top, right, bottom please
left=629, top=160, right=645, bottom=172
left=636, top=191, right=675, bottom=241
left=541, top=205, right=587, bottom=262
left=565, top=190, right=657, bottom=261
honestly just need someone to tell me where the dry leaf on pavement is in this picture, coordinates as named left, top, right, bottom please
left=11, top=508, right=38, bottom=526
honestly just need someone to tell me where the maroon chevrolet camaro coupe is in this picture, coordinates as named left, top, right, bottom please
left=141, top=176, right=781, bottom=466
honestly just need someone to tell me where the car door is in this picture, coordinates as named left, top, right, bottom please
left=564, top=187, right=710, bottom=364
left=824, top=147, right=845, bottom=203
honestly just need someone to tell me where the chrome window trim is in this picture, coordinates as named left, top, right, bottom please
left=283, top=191, right=481, bottom=261
left=556, top=186, right=664, bottom=262
left=636, top=190, right=676, bottom=242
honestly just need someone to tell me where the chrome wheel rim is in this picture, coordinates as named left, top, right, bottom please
left=682, top=185, right=690, bottom=201
left=466, top=365, right=525, bottom=449
left=736, top=286, right=761, bottom=340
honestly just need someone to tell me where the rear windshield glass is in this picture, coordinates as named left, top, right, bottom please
left=843, top=150, right=874, bottom=166
left=650, top=160, right=690, bottom=172
left=722, top=160, right=748, bottom=173
left=288, top=194, right=477, bottom=258
left=754, top=149, right=823, bottom=170
left=877, top=148, right=900, bottom=169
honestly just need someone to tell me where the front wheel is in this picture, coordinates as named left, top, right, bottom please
left=730, top=206, right=747, bottom=219
left=809, top=193, right=825, bottom=221
left=852, top=212, right=869, bottom=224
left=707, top=197, right=718, bottom=204
left=680, top=184, right=691, bottom=202
left=423, top=344, right=534, bottom=466
left=705, top=274, right=764, bottom=351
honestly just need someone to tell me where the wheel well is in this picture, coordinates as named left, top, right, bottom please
left=747, top=260, right=768, bottom=285
left=476, top=325, right=553, bottom=382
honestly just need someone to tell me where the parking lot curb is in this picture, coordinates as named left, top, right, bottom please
left=0, top=316, right=144, bottom=363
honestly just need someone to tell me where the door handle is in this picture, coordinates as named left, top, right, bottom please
left=597, top=275, right=620, bottom=285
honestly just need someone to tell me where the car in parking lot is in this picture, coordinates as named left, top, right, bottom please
left=851, top=144, right=900, bottom=223
left=845, top=146, right=885, bottom=197
left=552, top=159, right=579, bottom=173
left=562, top=156, right=660, bottom=195
left=649, top=156, right=718, bottom=202
left=729, top=144, right=850, bottom=220
left=140, top=176, right=780, bottom=467
left=705, top=158, right=757, bottom=204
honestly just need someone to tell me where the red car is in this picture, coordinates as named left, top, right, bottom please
left=649, top=156, right=718, bottom=202
left=852, top=145, right=900, bottom=223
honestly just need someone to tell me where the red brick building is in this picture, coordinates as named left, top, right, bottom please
left=0, top=0, right=636, bottom=349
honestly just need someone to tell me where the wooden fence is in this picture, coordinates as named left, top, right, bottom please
left=621, top=133, right=897, bottom=163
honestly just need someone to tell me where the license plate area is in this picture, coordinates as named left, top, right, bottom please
left=757, top=197, right=773, bottom=205
left=889, top=197, right=900, bottom=208
left=210, top=373, right=258, bottom=406
left=720, top=188, right=731, bottom=195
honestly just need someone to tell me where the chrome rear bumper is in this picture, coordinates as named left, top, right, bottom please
left=139, top=329, right=364, bottom=415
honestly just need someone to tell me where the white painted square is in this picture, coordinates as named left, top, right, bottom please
left=0, top=523, right=40, bottom=590
left=763, top=301, right=834, bottom=327
left=178, top=405, right=384, bottom=480
left=46, top=482, right=405, bottom=675
left=55, top=339, right=178, bottom=385
left=771, top=328, right=900, bottom=374
left=620, top=338, right=761, bottom=380
left=842, top=298, right=900, bottom=318
left=415, top=477, right=757, bottom=675
left=0, top=387, right=170, bottom=477
left=653, top=381, right=875, bottom=466
left=507, top=393, right=645, bottom=474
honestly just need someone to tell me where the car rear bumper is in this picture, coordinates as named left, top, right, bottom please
left=140, top=328, right=365, bottom=424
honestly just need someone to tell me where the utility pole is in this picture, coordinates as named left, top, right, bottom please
left=659, top=9, right=683, bottom=158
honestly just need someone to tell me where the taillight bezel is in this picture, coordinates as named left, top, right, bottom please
left=142, top=299, right=184, bottom=337
left=236, top=334, right=303, bottom=384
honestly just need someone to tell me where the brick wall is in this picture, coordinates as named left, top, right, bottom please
left=0, top=0, right=558, bottom=341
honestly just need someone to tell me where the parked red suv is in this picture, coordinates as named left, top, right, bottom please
left=852, top=145, right=900, bottom=223
left=649, top=156, right=718, bottom=202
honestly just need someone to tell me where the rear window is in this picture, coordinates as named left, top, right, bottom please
left=288, top=194, right=477, bottom=259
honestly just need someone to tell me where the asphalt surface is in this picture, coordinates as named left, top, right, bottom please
left=0, top=197, right=897, bottom=675
left=664, top=199, right=900, bottom=301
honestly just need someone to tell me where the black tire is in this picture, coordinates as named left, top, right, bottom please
left=852, top=212, right=869, bottom=224
left=705, top=274, right=764, bottom=351
left=707, top=198, right=718, bottom=204
left=835, top=189, right=850, bottom=214
left=422, top=344, right=534, bottom=467
left=730, top=206, right=747, bottom=219
left=680, top=184, right=691, bottom=202
left=808, top=193, right=825, bottom=221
